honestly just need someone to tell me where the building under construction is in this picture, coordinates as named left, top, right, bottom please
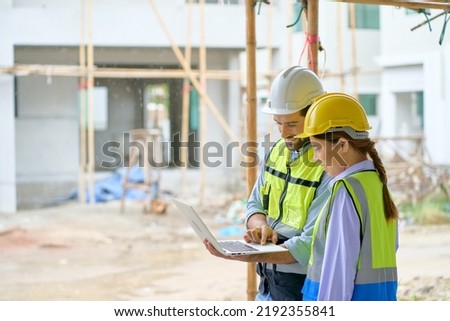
left=1, top=0, right=450, bottom=212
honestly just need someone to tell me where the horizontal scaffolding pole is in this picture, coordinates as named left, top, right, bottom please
left=0, top=64, right=247, bottom=80
left=0, top=64, right=382, bottom=80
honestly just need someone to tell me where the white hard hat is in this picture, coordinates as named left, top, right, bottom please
left=262, top=66, right=325, bottom=115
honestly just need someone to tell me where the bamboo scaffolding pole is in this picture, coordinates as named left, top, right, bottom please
left=245, top=0, right=258, bottom=302
left=349, top=3, right=359, bottom=97
left=78, top=0, right=87, bottom=204
left=287, top=1, right=294, bottom=65
left=267, top=3, right=273, bottom=79
left=180, top=0, right=193, bottom=198
left=337, top=2, right=346, bottom=91
left=86, top=0, right=95, bottom=204
left=199, top=0, right=207, bottom=205
left=0, top=64, right=245, bottom=79
left=262, top=3, right=274, bottom=148
left=148, top=0, right=238, bottom=142
left=0, top=63, right=383, bottom=83
left=306, top=0, right=319, bottom=74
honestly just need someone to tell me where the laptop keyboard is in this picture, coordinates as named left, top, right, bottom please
left=219, top=240, right=258, bottom=253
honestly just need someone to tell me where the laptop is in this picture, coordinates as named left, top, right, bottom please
left=172, top=198, right=288, bottom=256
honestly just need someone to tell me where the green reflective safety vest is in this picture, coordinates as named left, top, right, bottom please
left=260, top=139, right=324, bottom=239
left=308, top=171, right=397, bottom=286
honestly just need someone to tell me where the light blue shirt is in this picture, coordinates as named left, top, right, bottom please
left=317, top=163, right=365, bottom=300
left=316, top=159, right=399, bottom=300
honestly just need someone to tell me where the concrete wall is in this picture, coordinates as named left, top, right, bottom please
left=0, top=6, right=17, bottom=213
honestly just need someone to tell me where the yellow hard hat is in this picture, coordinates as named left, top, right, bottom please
left=296, top=92, right=372, bottom=139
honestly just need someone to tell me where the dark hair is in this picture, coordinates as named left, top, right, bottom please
left=299, top=105, right=311, bottom=117
left=314, top=131, right=399, bottom=221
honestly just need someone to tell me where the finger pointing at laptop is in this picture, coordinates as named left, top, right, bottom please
left=244, top=224, right=278, bottom=245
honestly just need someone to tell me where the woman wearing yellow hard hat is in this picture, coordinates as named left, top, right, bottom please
left=296, top=92, right=399, bottom=301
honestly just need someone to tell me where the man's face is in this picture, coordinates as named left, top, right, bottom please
left=273, top=112, right=306, bottom=151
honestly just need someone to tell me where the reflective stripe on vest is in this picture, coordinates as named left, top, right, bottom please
left=260, top=140, right=323, bottom=238
left=308, top=171, right=398, bottom=284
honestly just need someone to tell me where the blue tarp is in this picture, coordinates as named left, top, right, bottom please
left=71, top=166, right=154, bottom=203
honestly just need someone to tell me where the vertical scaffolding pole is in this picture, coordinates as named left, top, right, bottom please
left=245, top=0, right=258, bottom=301
left=306, top=0, right=319, bottom=74
left=349, top=3, right=359, bottom=97
left=78, top=0, right=87, bottom=203
left=86, top=0, right=95, bottom=204
left=265, top=3, right=274, bottom=138
left=337, top=2, right=346, bottom=91
left=287, top=1, right=294, bottom=65
left=180, top=0, right=193, bottom=197
left=199, top=0, right=206, bottom=205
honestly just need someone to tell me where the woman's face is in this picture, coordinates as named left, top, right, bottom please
left=310, top=136, right=348, bottom=177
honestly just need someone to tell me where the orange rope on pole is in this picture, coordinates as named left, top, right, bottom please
left=299, top=33, right=320, bottom=69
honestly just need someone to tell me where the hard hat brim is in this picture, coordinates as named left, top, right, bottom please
left=261, top=104, right=301, bottom=115
left=295, top=127, right=370, bottom=140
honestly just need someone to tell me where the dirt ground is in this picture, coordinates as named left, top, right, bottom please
left=0, top=199, right=449, bottom=301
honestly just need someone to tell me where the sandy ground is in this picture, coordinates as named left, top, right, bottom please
left=0, top=200, right=449, bottom=301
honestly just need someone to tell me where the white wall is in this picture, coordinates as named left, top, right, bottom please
left=423, top=48, right=450, bottom=165
left=0, top=8, right=17, bottom=213
left=379, top=6, right=450, bottom=165
left=8, top=0, right=252, bottom=48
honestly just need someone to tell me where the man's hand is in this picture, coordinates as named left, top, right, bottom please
left=244, top=224, right=278, bottom=245
left=245, top=213, right=278, bottom=245
left=203, top=238, right=294, bottom=264
left=203, top=239, right=228, bottom=258
left=244, top=213, right=278, bottom=245
left=203, top=239, right=250, bottom=262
